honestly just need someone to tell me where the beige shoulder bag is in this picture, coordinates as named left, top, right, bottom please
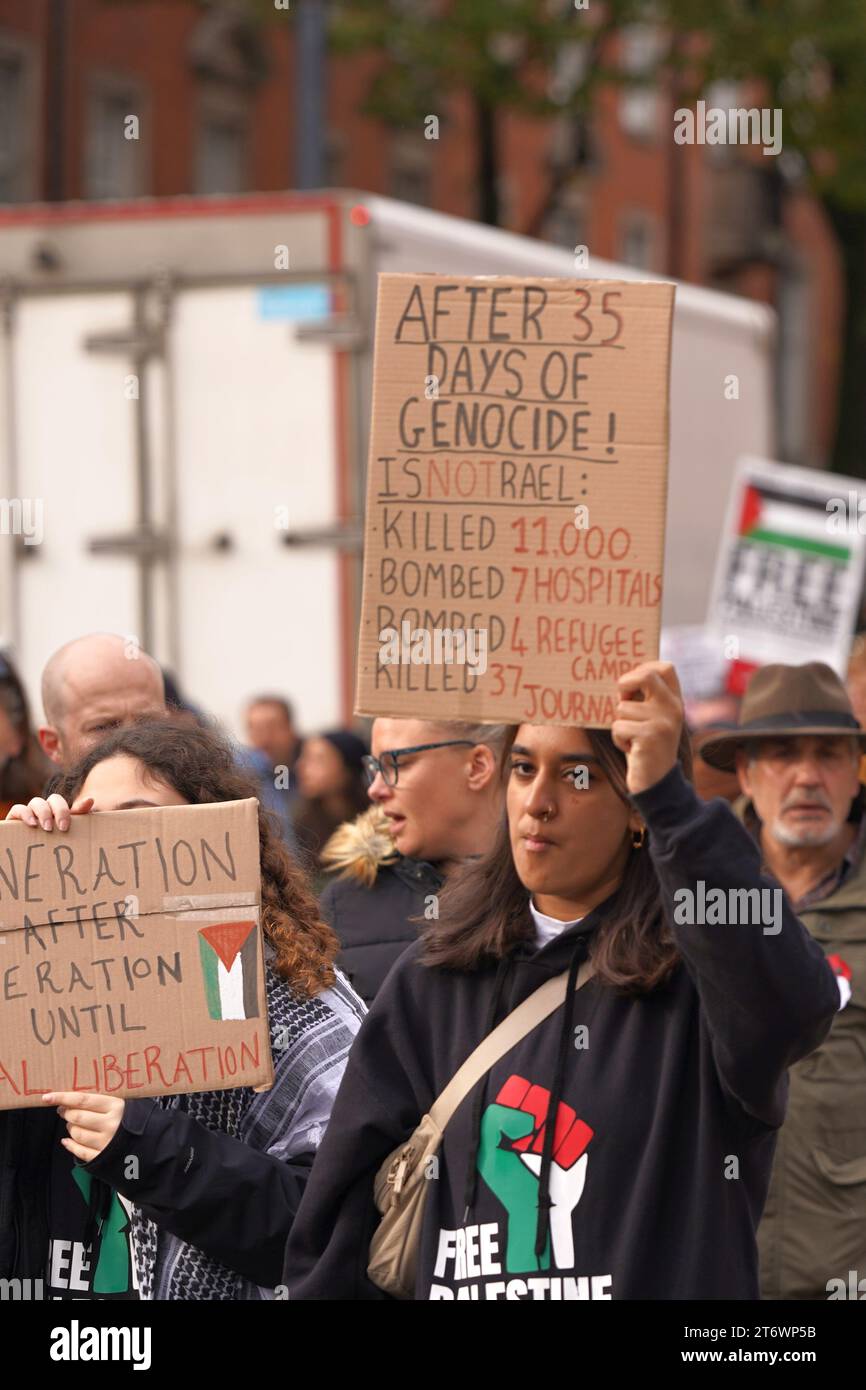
left=367, top=957, right=596, bottom=1298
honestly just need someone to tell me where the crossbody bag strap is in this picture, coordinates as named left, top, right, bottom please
left=428, top=956, right=596, bottom=1133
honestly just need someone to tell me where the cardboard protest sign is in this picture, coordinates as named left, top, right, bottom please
left=708, top=457, right=866, bottom=694
left=0, top=798, right=273, bottom=1110
left=355, top=274, right=675, bottom=727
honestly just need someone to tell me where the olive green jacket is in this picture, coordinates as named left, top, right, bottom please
left=743, top=806, right=866, bottom=1299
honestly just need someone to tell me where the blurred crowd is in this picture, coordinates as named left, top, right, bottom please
left=7, top=630, right=866, bottom=864
left=0, top=635, right=370, bottom=888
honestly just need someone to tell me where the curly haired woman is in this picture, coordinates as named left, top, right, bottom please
left=5, top=719, right=365, bottom=1301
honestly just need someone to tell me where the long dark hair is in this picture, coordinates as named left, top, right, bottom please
left=293, top=783, right=369, bottom=874
left=54, top=718, right=340, bottom=999
left=423, top=725, right=693, bottom=995
left=0, top=654, right=51, bottom=804
left=293, top=729, right=370, bottom=874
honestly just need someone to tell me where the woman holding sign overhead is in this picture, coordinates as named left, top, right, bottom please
left=284, top=662, right=838, bottom=1301
left=4, top=719, right=365, bottom=1300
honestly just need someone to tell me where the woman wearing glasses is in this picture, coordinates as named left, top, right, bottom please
left=285, top=662, right=838, bottom=1300
left=318, top=719, right=504, bottom=1004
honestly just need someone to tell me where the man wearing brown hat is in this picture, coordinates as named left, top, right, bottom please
left=701, top=662, right=866, bottom=1300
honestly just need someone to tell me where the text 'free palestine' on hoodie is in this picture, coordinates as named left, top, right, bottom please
left=284, top=765, right=839, bottom=1301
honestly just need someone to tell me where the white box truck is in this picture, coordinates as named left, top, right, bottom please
left=0, top=190, right=775, bottom=734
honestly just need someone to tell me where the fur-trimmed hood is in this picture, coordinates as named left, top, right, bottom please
left=320, top=805, right=399, bottom=887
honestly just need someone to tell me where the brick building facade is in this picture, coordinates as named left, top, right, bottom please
left=0, top=0, right=842, bottom=465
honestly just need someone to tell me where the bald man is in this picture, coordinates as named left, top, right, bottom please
left=39, top=633, right=166, bottom=767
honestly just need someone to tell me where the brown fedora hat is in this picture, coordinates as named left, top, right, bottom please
left=699, top=662, right=866, bottom=772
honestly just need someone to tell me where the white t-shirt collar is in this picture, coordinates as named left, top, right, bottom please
left=529, top=898, right=584, bottom=949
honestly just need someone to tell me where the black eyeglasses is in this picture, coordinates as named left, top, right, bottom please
left=362, top=740, right=476, bottom=788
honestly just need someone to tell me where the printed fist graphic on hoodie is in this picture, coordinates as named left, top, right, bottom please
left=477, top=1074, right=593, bottom=1274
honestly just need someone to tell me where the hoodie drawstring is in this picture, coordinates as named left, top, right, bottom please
left=461, top=953, right=513, bottom=1223
left=534, top=937, right=588, bottom=1261
left=82, top=1169, right=113, bottom=1255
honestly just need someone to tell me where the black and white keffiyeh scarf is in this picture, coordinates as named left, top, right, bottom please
left=131, top=963, right=364, bottom=1300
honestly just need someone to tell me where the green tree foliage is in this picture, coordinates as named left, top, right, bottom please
left=328, top=0, right=866, bottom=473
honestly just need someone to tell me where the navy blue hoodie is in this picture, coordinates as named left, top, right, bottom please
left=283, top=766, right=839, bottom=1300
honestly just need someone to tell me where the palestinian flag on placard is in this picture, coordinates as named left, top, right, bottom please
left=827, top=953, right=853, bottom=1010
left=198, top=920, right=260, bottom=1021
left=737, top=482, right=849, bottom=563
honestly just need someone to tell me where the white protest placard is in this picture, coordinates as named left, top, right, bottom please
left=708, top=456, right=866, bottom=690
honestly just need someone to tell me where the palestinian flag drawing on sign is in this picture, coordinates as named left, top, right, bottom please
left=710, top=457, right=866, bottom=693
left=198, top=920, right=260, bottom=1021
left=737, top=482, right=850, bottom=563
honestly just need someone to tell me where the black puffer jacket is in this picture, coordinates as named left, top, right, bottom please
left=318, top=807, right=444, bottom=1005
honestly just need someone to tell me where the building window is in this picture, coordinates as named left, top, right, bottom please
left=324, top=130, right=346, bottom=187
left=618, top=25, right=664, bottom=141
left=619, top=209, right=659, bottom=270
left=390, top=131, right=431, bottom=207
left=0, top=35, right=37, bottom=202
left=86, top=76, right=146, bottom=199
left=548, top=109, right=595, bottom=177
left=543, top=184, right=588, bottom=252
left=196, top=113, right=247, bottom=194
left=548, top=41, right=588, bottom=107
left=189, top=6, right=260, bottom=198
left=0, top=54, right=23, bottom=201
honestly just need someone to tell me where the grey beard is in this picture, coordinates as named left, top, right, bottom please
left=770, top=814, right=841, bottom=848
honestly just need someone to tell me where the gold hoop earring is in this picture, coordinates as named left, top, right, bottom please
left=632, top=826, right=646, bottom=849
